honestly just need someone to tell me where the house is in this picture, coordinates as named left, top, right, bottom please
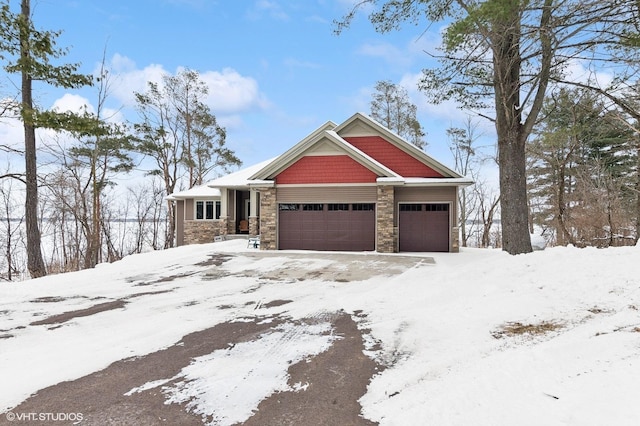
left=168, top=112, right=473, bottom=252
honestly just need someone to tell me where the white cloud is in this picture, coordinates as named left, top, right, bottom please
left=357, top=42, right=412, bottom=68
left=0, top=114, right=24, bottom=161
left=198, top=67, right=270, bottom=114
left=51, top=94, right=94, bottom=114
left=106, top=57, right=167, bottom=107
left=563, top=59, right=614, bottom=88
left=101, top=55, right=270, bottom=118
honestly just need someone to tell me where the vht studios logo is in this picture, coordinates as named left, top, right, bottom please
left=5, top=411, right=84, bottom=422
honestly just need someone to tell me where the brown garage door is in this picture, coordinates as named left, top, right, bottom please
left=399, top=203, right=450, bottom=252
left=278, top=203, right=375, bottom=251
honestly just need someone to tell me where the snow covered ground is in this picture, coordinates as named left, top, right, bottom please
left=1, top=240, right=639, bottom=425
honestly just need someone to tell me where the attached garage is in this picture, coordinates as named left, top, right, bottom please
left=278, top=203, right=376, bottom=251
left=172, top=113, right=473, bottom=252
left=398, top=203, right=450, bottom=252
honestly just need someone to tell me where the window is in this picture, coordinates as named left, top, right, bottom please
left=400, top=204, right=422, bottom=212
left=328, top=203, right=349, bottom=211
left=279, top=204, right=299, bottom=211
left=303, top=203, right=324, bottom=211
left=195, top=200, right=221, bottom=220
left=425, top=203, right=449, bottom=212
left=352, top=203, right=375, bottom=211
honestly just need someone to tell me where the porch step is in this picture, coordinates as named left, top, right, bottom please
left=224, top=234, right=250, bottom=240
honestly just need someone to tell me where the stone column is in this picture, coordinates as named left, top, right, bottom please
left=249, top=190, right=259, bottom=236
left=220, top=189, right=233, bottom=234
left=220, top=217, right=229, bottom=237
left=258, top=187, right=277, bottom=250
left=376, top=185, right=396, bottom=253
left=451, top=226, right=460, bottom=253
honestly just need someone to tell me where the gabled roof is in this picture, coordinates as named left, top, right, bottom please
left=334, top=112, right=465, bottom=179
left=249, top=112, right=467, bottom=183
left=167, top=112, right=473, bottom=198
left=249, top=129, right=399, bottom=181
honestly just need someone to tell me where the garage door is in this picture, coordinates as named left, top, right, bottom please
left=278, top=203, right=375, bottom=251
left=399, top=203, right=450, bottom=252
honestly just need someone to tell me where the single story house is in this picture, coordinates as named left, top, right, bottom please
left=168, top=112, right=473, bottom=252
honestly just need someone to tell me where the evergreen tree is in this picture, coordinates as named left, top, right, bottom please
left=0, top=0, right=92, bottom=277
left=528, top=88, right=636, bottom=246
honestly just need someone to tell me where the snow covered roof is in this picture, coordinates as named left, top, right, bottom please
left=400, top=177, right=474, bottom=187
left=166, top=185, right=221, bottom=201
left=204, top=158, right=277, bottom=188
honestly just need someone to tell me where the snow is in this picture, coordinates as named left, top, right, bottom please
left=1, top=240, right=640, bottom=425
left=163, top=321, right=337, bottom=425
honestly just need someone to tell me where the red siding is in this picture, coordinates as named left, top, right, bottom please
left=276, top=155, right=378, bottom=184
left=344, top=136, right=443, bottom=177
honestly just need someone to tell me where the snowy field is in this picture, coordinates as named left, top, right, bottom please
left=1, top=239, right=639, bottom=425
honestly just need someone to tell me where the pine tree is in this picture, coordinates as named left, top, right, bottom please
left=0, top=0, right=92, bottom=277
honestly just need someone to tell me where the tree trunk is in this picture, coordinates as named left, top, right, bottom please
left=492, top=6, right=532, bottom=255
left=165, top=199, right=176, bottom=248
left=496, top=120, right=532, bottom=253
left=636, top=137, right=640, bottom=245
left=21, top=0, right=46, bottom=278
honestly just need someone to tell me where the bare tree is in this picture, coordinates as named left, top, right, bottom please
left=134, top=68, right=240, bottom=247
left=126, top=178, right=168, bottom=254
left=0, top=177, right=24, bottom=280
left=370, top=80, right=427, bottom=149
left=447, top=118, right=482, bottom=246
left=476, top=183, right=501, bottom=248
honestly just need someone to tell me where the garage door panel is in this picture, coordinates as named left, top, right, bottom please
left=399, top=204, right=449, bottom=252
left=278, top=203, right=375, bottom=251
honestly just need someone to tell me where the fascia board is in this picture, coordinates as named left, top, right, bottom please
left=249, top=120, right=338, bottom=180
left=403, top=177, right=475, bottom=187
left=247, top=180, right=275, bottom=188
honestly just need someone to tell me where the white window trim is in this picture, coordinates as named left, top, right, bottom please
left=194, top=200, right=221, bottom=220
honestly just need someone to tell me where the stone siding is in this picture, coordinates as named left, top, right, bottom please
left=226, top=218, right=236, bottom=235
left=249, top=217, right=259, bottom=236
left=258, top=187, right=277, bottom=250
left=451, top=226, right=460, bottom=253
left=183, top=220, right=226, bottom=245
left=376, top=186, right=396, bottom=253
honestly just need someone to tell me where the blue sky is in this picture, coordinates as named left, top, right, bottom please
left=2, top=0, right=495, bottom=183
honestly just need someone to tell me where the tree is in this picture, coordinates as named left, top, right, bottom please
left=336, top=0, right=638, bottom=254
left=447, top=119, right=480, bottom=246
left=370, top=80, right=426, bottom=149
left=0, top=0, right=92, bottom=277
left=527, top=89, right=594, bottom=245
left=0, top=177, right=24, bottom=280
left=67, top=62, right=134, bottom=268
left=528, top=87, right=637, bottom=246
left=134, top=68, right=240, bottom=247
left=126, top=178, right=168, bottom=253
